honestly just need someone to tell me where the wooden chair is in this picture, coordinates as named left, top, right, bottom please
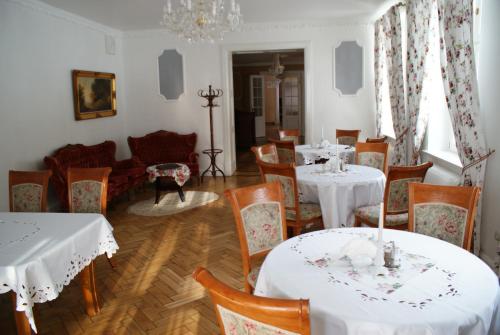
left=408, top=183, right=481, bottom=251
left=278, top=129, right=300, bottom=145
left=268, top=138, right=296, bottom=164
left=193, top=267, right=311, bottom=335
left=67, top=167, right=116, bottom=267
left=224, top=181, right=287, bottom=293
left=251, top=143, right=279, bottom=164
left=336, top=129, right=361, bottom=146
left=355, top=142, right=390, bottom=175
left=354, top=162, right=433, bottom=230
left=9, top=170, right=52, bottom=212
left=366, top=136, right=388, bottom=143
left=256, top=161, right=323, bottom=237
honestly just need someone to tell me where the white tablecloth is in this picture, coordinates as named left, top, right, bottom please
left=0, top=212, right=119, bottom=332
left=297, top=164, right=385, bottom=228
left=255, top=228, right=500, bottom=335
left=296, top=144, right=356, bottom=165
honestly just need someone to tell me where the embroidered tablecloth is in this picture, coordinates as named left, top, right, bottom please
left=147, top=163, right=191, bottom=186
left=255, top=228, right=500, bottom=335
left=0, top=213, right=119, bottom=333
left=297, top=164, right=385, bottom=228
left=295, top=144, right=355, bottom=165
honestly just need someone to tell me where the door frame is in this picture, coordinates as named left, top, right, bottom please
left=220, top=41, right=313, bottom=175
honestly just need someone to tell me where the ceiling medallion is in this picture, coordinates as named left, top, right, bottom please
left=161, top=0, right=243, bottom=43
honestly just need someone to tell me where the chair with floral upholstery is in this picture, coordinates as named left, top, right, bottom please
left=278, top=129, right=300, bottom=145
left=336, top=129, right=361, bottom=146
left=354, top=162, right=433, bottom=230
left=256, top=161, right=323, bottom=237
left=355, top=142, right=389, bottom=175
left=193, top=267, right=310, bottom=335
left=224, top=181, right=287, bottom=293
left=67, top=167, right=116, bottom=267
left=268, top=138, right=296, bottom=164
left=251, top=143, right=279, bottom=164
left=9, top=170, right=52, bottom=212
left=408, top=183, right=481, bottom=251
left=366, top=136, right=388, bottom=143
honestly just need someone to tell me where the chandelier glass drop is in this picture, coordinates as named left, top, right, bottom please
left=161, top=0, right=243, bottom=43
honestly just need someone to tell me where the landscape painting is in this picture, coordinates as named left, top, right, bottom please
left=72, top=70, right=116, bottom=120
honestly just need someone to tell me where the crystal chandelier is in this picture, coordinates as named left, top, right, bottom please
left=161, top=0, right=243, bottom=43
left=268, top=54, right=285, bottom=78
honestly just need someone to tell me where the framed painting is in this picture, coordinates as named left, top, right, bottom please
left=72, top=70, right=117, bottom=120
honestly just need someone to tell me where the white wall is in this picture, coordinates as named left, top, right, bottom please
left=0, top=0, right=127, bottom=211
left=477, top=0, right=500, bottom=269
left=122, top=23, right=376, bottom=173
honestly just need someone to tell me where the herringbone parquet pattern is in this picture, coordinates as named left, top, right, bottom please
left=0, top=175, right=260, bottom=334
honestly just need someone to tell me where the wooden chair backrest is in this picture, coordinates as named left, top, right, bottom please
left=366, top=136, right=387, bottom=143
left=256, top=161, right=299, bottom=216
left=224, top=181, right=288, bottom=286
left=355, top=142, right=389, bottom=175
left=384, top=162, right=433, bottom=215
left=268, top=138, right=296, bottom=164
left=278, top=129, right=300, bottom=145
left=408, top=183, right=481, bottom=251
left=67, top=167, right=111, bottom=216
left=336, top=129, right=361, bottom=146
left=193, top=267, right=311, bottom=335
left=251, top=144, right=279, bottom=164
left=9, top=170, right=52, bottom=212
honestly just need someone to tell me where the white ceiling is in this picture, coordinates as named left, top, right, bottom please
left=39, top=0, right=390, bottom=31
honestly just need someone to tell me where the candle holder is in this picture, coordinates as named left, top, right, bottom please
left=198, top=85, right=226, bottom=183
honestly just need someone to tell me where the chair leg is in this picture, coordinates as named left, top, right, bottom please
left=80, top=261, right=100, bottom=316
left=354, top=216, right=361, bottom=227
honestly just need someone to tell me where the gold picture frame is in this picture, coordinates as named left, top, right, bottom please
left=72, top=70, right=117, bottom=120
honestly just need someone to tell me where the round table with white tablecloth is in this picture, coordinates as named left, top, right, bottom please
left=295, top=144, right=355, bottom=165
left=297, top=164, right=385, bottom=229
left=255, top=228, right=500, bottom=335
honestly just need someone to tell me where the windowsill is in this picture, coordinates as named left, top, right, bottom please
left=422, top=149, right=462, bottom=174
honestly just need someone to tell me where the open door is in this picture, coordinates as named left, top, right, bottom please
left=281, top=74, right=302, bottom=130
left=250, top=75, right=265, bottom=138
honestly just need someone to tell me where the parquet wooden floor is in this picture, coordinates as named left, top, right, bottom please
left=0, top=174, right=261, bottom=335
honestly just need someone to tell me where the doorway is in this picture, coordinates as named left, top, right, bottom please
left=231, top=49, right=305, bottom=173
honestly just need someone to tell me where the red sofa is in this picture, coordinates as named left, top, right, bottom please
left=127, top=130, right=200, bottom=183
left=44, top=141, right=146, bottom=209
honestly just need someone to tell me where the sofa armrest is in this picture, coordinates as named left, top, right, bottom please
left=188, top=152, right=199, bottom=164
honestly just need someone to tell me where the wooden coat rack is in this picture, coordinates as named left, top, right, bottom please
left=198, top=85, right=226, bottom=182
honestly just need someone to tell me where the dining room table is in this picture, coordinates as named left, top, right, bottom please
left=295, top=144, right=356, bottom=165
left=255, top=228, right=500, bottom=335
left=0, top=212, right=118, bottom=334
left=297, top=164, right=385, bottom=229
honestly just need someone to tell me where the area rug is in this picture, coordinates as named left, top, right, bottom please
left=127, top=191, right=219, bottom=217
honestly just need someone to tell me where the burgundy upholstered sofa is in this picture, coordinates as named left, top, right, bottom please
left=127, top=130, right=200, bottom=183
left=44, top=141, right=146, bottom=209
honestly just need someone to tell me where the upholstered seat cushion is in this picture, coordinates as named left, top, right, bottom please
left=286, top=203, right=322, bottom=221
left=247, top=266, right=261, bottom=288
left=354, top=205, right=408, bottom=227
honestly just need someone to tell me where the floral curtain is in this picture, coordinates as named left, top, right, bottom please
left=384, top=7, right=407, bottom=166
left=437, top=0, right=488, bottom=255
left=407, top=0, right=438, bottom=164
left=374, top=6, right=407, bottom=165
left=374, top=18, right=386, bottom=138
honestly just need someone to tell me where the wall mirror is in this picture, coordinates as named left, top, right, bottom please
left=158, top=49, right=184, bottom=100
left=333, top=41, right=363, bottom=96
